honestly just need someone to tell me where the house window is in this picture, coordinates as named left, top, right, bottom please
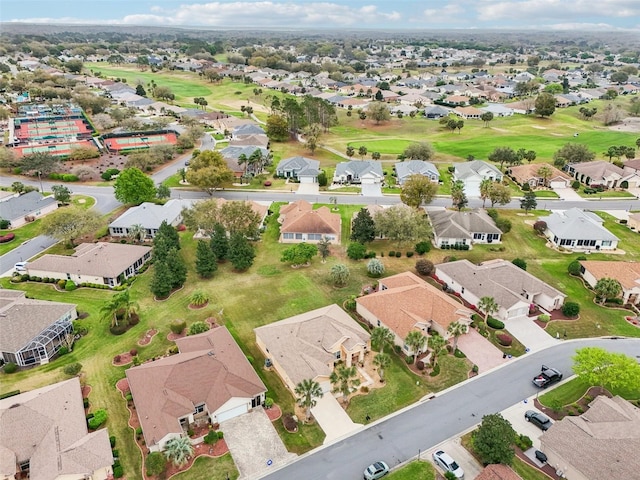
left=308, top=233, right=322, bottom=240
left=602, top=241, right=611, bottom=247
left=377, top=320, right=381, bottom=327
left=588, top=240, right=596, bottom=247
left=473, top=233, right=483, bottom=240
left=194, top=403, right=205, bottom=414
left=461, top=287, right=465, bottom=294
left=295, top=233, right=303, bottom=239
left=334, top=351, right=341, bottom=360
left=577, top=239, right=585, bottom=246
left=283, top=233, right=294, bottom=239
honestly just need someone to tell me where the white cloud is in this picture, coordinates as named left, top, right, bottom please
left=476, top=0, right=640, bottom=22
left=120, top=2, right=402, bottom=27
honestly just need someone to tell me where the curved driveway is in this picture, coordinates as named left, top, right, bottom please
left=260, top=337, right=640, bottom=480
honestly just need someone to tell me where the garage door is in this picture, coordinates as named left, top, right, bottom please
left=319, top=380, right=331, bottom=393
left=550, top=180, right=567, bottom=189
left=216, top=404, right=248, bottom=423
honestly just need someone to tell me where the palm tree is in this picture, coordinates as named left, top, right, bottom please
left=100, top=290, right=139, bottom=327
left=479, top=178, right=493, bottom=208
left=478, top=296, right=499, bottom=321
left=330, top=364, right=360, bottom=404
left=405, top=330, right=427, bottom=362
left=237, top=153, right=248, bottom=175
left=294, top=378, right=323, bottom=422
left=189, top=291, right=209, bottom=307
left=127, top=223, right=145, bottom=244
left=447, top=321, right=468, bottom=352
left=373, top=353, right=391, bottom=382
left=537, top=165, right=553, bottom=187
left=594, top=278, right=622, bottom=305
left=371, top=327, right=394, bottom=353
left=428, top=334, right=447, bottom=366
left=164, top=436, right=194, bottom=467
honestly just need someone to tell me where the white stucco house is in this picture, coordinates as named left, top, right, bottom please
left=453, top=160, right=503, bottom=197
left=540, top=208, right=619, bottom=251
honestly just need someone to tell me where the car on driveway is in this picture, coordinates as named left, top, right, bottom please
left=525, top=410, right=553, bottom=431
left=363, top=461, right=389, bottom=480
left=532, top=365, right=563, bottom=388
left=432, top=450, right=464, bottom=479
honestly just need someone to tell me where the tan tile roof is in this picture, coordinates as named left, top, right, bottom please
left=541, top=396, right=640, bottom=480
left=357, top=272, right=473, bottom=338
left=579, top=260, right=640, bottom=290
left=0, top=289, right=76, bottom=353
left=125, top=327, right=266, bottom=448
left=0, top=378, right=113, bottom=480
left=254, top=304, right=370, bottom=386
left=476, top=464, right=522, bottom=480
left=279, top=200, right=341, bottom=237
left=508, top=164, right=570, bottom=185
left=27, top=242, right=151, bottom=279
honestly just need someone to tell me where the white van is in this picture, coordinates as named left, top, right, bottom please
left=14, top=262, right=28, bottom=272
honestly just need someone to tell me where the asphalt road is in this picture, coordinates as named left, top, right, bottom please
left=261, top=337, right=640, bottom=480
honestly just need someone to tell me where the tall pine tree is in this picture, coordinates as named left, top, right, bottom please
left=150, top=260, right=173, bottom=299
left=228, top=233, right=255, bottom=271
left=195, top=240, right=217, bottom=278
left=351, top=208, right=376, bottom=244
left=210, top=223, right=229, bottom=261
left=165, top=248, right=187, bottom=288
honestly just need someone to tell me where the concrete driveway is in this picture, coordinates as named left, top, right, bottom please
left=295, top=183, right=319, bottom=195
left=507, top=316, right=559, bottom=352
left=500, top=398, right=549, bottom=450
left=428, top=438, right=483, bottom=480
left=456, top=328, right=508, bottom=374
left=552, top=187, right=582, bottom=200
left=220, top=408, right=295, bottom=479
left=311, top=394, right=362, bottom=444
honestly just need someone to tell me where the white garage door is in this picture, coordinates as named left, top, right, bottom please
left=216, top=404, right=248, bottom=423
left=550, top=180, right=568, bottom=189
left=319, top=380, right=332, bottom=394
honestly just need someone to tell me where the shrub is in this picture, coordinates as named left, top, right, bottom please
left=360, top=385, right=369, bottom=393
left=571, top=180, right=580, bottom=190
left=204, top=430, right=218, bottom=444
left=522, top=183, right=531, bottom=191
left=416, top=360, right=425, bottom=370
left=128, top=314, right=139, bottom=326
left=170, top=320, right=186, bottom=334
left=568, top=260, right=582, bottom=276
left=487, top=317, right=505, bottom=329
left=110, top=324, right=128, bottom=335
left=415, top=259, right=435, bottom=276
left=63, top=363, right=82, bottom=376
left=538, top=314, right=550, bottom=322
left=347, top=242, right=367, bottom=260
left=393, top=251, right=400, bottom=258
left=429, top=363, right=440, bottom=376
left=405, top=355, right=414, bottom=364
left=135, top=427, right=143, bottom=436
left=84, top=398, right=90, bottom=408
left=496, top=333, right=513, bottom=346
left=58, top=346, right=69, bottom=356
left=282, top=414, right=297, bottom=432
left=101, top=168, right=120, bottom=181
left=263, top=180, right=272, bottom=187
left=562, top=301, right=580, bottom=318
left=264, top=397, right=274, bottom=408
left=125, top=393, right=133, bottom=402
left=132, top=356, right=140, bottom=366
left=415, top=241, right=431, bottom=254
left=515, top=434, right=533, bottom=450
left=88, top=409, right=107, bottom=429
left=129, top=348, right=138, bottom=356
left=188, top=321, right=210, bottom=336
left=110, top=436, right=116, bottom=448
left=0, top=219, right=10, bottom=229
left=367, top=258, right=385, bottom=277
left=512, top=258, right=527, bottom=271
left=472, top=364, right=479, bottom=373
left=145, top=452, right=166, bottom=476
left=388, top=251, right=396, bottom=257
left=217, top=430, right=224, bottom=439
left=113, top=465, right=124, bottom=478
left=486, top=208, right=499, bottom=220
left=406, top=251, right=414, bottom=258
left=495, top=218, right=512, bottom=233
left=65, top=280, right=77, bottom=291
left=3, top=362, right=17, bottom=374
left=0, top=233, right=15, bottom=243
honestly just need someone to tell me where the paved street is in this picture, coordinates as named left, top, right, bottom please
left=260, top=337, right=640, bottom=480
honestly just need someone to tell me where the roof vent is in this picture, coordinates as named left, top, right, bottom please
left=207, top=351, right=215, bottom=356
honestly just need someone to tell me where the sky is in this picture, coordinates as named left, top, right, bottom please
left=2, top=0, right=639, bottom=31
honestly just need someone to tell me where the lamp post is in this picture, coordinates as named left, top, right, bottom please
left=37, top=171, right=43, bottom=193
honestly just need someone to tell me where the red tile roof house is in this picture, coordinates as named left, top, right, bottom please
left=435, top=259, right=566, bottom=322
left=26, top=242, right=152, bottom=288
left=0, top=377, right=113, bottom=480
left=356, top=272, right=473, bottom=356
left=254, top=304, right=370, bottom=394
left=579, top=260, right=640, bottom=305
left=125, top=327, right=266, bottom=452
left=540, top=396, right=640, bottom=480
left=278, top=200, right=341, bottom=244
left=475, top=464, right=522, bottom=480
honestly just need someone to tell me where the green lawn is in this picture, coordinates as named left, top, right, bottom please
left=171, top=454, right=238, bottom=480
left=512, top=457, right=551, bottom=480
left=538, top=376, right=640, bottom=408
left=576, top=189, right=635, bottom=199
left=533, top=190, right=559, bottom=198
left=387, top=460, right=436, bottom=480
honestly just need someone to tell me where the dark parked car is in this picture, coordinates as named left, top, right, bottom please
left=363, top=461, right=389, bottom=480
left=525, top=410, right=553, bottom=431
left=532, top=365, right=563, bottom=388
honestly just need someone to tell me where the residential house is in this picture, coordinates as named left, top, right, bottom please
left=623, top=158, right=640, bottom=174
left=356, top=272, right=473, bottom=355
left=394, top=160, right=439, bottom=185
left=108, top=199, right=192, bottom=238
left=275, top=156, right=320, bottom=183
left=232, top=123, right=266, bottom=138
left=454, top=106, right=483, bottom=119
left=443, top=94, right=468, bottom=105
left=333, top=160, right=384, bottom=184
left=0, top=378, right=113, bottom=480
left=424, top=105, right=451, bottom=119
left=628, top=212, right=640, bottom=231
left=453, top=160, right=503, bottom=197
left=435, top=259, right=566, bottom=321
left=427, top=208, right=502, bottom=249
left=540, top=396, right=640, bottom=480
left=26, top=242, right=152, bottom=288
left=565, top=161, right=623, bottom=188
left=480, top=103, right=515, bottom=117
left=126, top=327, right=266, bottom=452
left=191, top=198, right=271, bottom=239
left=219, top=145, right=269, bottom=177
left=0, top=289, right=76, bottom=367
left=507, top=163, right=572, bottom=189
left=278, top=200, right=341, bottom=243
left=0, top=191, right=58, bottom=229
left=476, top=464, right=523, bottom=480
left=540, top=208, right=619, bottom=251
left=228, top=134, right=269, bottom=149
left=579, top=260, right=640, bottom=305
left=254, top=304, right=370, bottom=393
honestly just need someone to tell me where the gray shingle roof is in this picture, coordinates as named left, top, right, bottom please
left=276, top=156, right=320, bottom=177
left=109, top=199, right=192, bottom=230
left=428, top=209, right=501, bottom=240
left=541, top=208, right=619, bottom=241
left=334, top=160, right=384, bottom=179
left=395, top=160, right=439, bottom=181
left=454, top=160, right=502, bottom=181
left=0, top=290, right=76, bottom=353
left=0, top=191, right=57, bottom=223
left=233, top=124, right=266, bottom=136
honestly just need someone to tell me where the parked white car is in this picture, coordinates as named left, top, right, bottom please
left=433, top=450, right=464, bottom=479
